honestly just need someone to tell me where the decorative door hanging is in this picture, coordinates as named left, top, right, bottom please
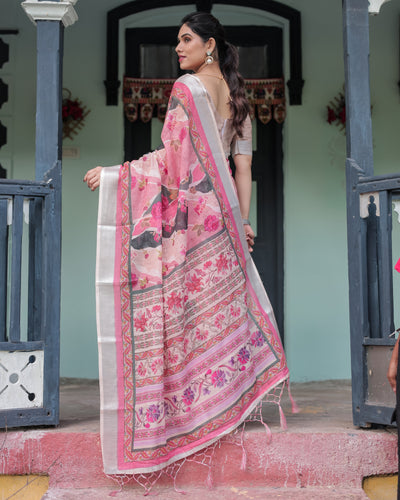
left=123, top=77, right=286, bottom=125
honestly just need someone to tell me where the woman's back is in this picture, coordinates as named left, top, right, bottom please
left=195, top=73, right=232, bottom=119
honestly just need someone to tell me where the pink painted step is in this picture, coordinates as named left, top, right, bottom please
left=43, top=486, right=369, bottom=499
left=1, top=428, right=396, bottom=492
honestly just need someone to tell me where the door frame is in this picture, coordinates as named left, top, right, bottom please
left=104, top=0, right=303, bottom=105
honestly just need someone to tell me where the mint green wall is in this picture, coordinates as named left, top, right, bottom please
left=2, top=0, right=400, bottom=381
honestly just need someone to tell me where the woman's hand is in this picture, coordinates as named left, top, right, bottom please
left=244, top=223, right=254, bottom=253
left=83, top=166, right=103, bottom=191
left=387, top=338, right=399, bottom=392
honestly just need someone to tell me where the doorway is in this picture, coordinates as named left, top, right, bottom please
left=124, top=25, right=284, bottom=338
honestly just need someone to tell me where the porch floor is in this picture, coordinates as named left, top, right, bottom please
left=1, top=379, right=398, bottom=499
left=57, top=377, right=368, bottom=434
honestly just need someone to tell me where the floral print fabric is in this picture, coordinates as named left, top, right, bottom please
left=101, top=76, right=288, bottom=474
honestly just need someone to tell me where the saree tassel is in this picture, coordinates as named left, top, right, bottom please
left=240, top=446, right=247, bottom=471
left=240, top=423, right=247, bottom=471
left=206, top=468, right=214, bottom=489
left=287, top=380, right=300, bottom=414
left=260, top=416, right=272, bottom=444
left=279, top=405, right=287, bottom=431
left=172, top=481, right=187, bottom=495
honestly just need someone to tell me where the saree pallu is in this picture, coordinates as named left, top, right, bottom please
left=96, top=74, right=289, bottom=474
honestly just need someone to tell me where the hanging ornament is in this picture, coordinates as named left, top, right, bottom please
left=205, top=51, right=214, bottom=65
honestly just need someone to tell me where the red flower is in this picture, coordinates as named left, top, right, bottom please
left=151, top=201, right=162, bottom=219
left=186, top=274, right=202, bottom=293
left=327, top=106, right=336, bottom=125
left=166, top=291, right=182, bottom=312
left=134, top=313, right=147, bottom=332
left=62, top=99, right=84, bottom=122
left=338, top=106, right=346, bottom=125
left=215, top=254, right=229, bottom=272
left=204, top=215, right=219, bottom=232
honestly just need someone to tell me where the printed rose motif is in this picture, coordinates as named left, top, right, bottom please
left=195, top=328, right=208, bottom=341
left=151, top=357, right=163, bottom=374
left=230, top=305, right=241, bottom=317
left=134, top=313, right=147, bottom=332
left=167, top=291, right=183, bottom=312
left=167, top=350, right=178, bottom=365
left=182, top=387, right=195, bottom=405
left=204, top=261, right=212, bottom=269
left=137, top=363, right=147, bottom=377
left=194, top=197, right=206, bottom=215
left=238, top=347, right=250, bottom=365
left=214, top=313, right=226, bottom=329
left=215, top=254, right=229, bottom=272
left=146, top=404, right=161, bottom=423
left=204, top=215, right=219, bottom=232
left=131, top=273, right=138, bottom=287
left=251, top=330, right=265, bottom=347
left=211, top=369, right=226, bottom=388
left=187, top=274, right=203, bottom=293
left=179, top=127, right=188, bottom=143
left=162, top=194, right=170, bottom=211
left=151, top=201, right=162, bottom=219
left=166, top=114, right=176, bottom=131
left=183, top=337, right=190, bottom=354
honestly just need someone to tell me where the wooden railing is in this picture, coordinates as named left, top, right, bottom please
left=0, top=179, right=60, bottom=427
left=347, top=160, right=399, bottom=426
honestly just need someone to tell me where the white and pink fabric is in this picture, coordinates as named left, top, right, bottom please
left=96, top=74, right=289, bottom=474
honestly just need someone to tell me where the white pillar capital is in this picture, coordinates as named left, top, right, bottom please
left=21, top=0, right=78, bottom=27
left=368, top=0, right=391, bottom=14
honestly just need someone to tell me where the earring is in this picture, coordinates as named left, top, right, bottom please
left=205, top=51, right=214, bottom=65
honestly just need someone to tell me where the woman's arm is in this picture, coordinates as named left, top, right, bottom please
left=387, top=337, right=399, bottom=392
left=233, top=153, right=254, bottom=252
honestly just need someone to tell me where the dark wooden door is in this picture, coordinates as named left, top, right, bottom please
left=125, top=26, right=284, bottom=338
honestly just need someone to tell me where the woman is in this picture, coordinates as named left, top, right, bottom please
left=84, top=12, right=289, bottom=476
left=387, top=329, right=400, bottom=499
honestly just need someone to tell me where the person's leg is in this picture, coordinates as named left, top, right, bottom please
left=396, top=359, right=400, bottom=499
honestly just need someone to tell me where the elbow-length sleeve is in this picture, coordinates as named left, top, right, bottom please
left=231, top=115, right=252, bottom=157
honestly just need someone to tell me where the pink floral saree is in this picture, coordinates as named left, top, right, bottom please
left=96, top=74, right=289, bottom=474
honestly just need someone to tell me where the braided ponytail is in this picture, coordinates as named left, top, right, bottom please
left=219, top=41, right=249, bottom=137
left=181, top=12, right=249, bottom=137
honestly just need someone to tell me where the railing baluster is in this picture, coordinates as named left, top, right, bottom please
left=0, top=197, right=8, bottom=341
left=9, top=195, right=23, bottom=342
left=28, top=197, right=42, bottom=341
left=366, top=195, right=380, bottom=338
left=377, top=190, right=394, bottom=337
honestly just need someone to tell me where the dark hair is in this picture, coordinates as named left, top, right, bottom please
left=181, top=12, right=249, bottom=137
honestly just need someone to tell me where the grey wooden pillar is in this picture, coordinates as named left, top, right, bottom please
left=35, top=21, right=63, bottom=181
left=20, top=0, right=78, bottom=426
left=343, top=0, right=374, bottom=426
left=343, top=0, right=374, bottom=175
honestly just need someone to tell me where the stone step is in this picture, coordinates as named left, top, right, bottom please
left=43, top=486, right=370, bottom=499
left=1, top=427, right=396, bottom=492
